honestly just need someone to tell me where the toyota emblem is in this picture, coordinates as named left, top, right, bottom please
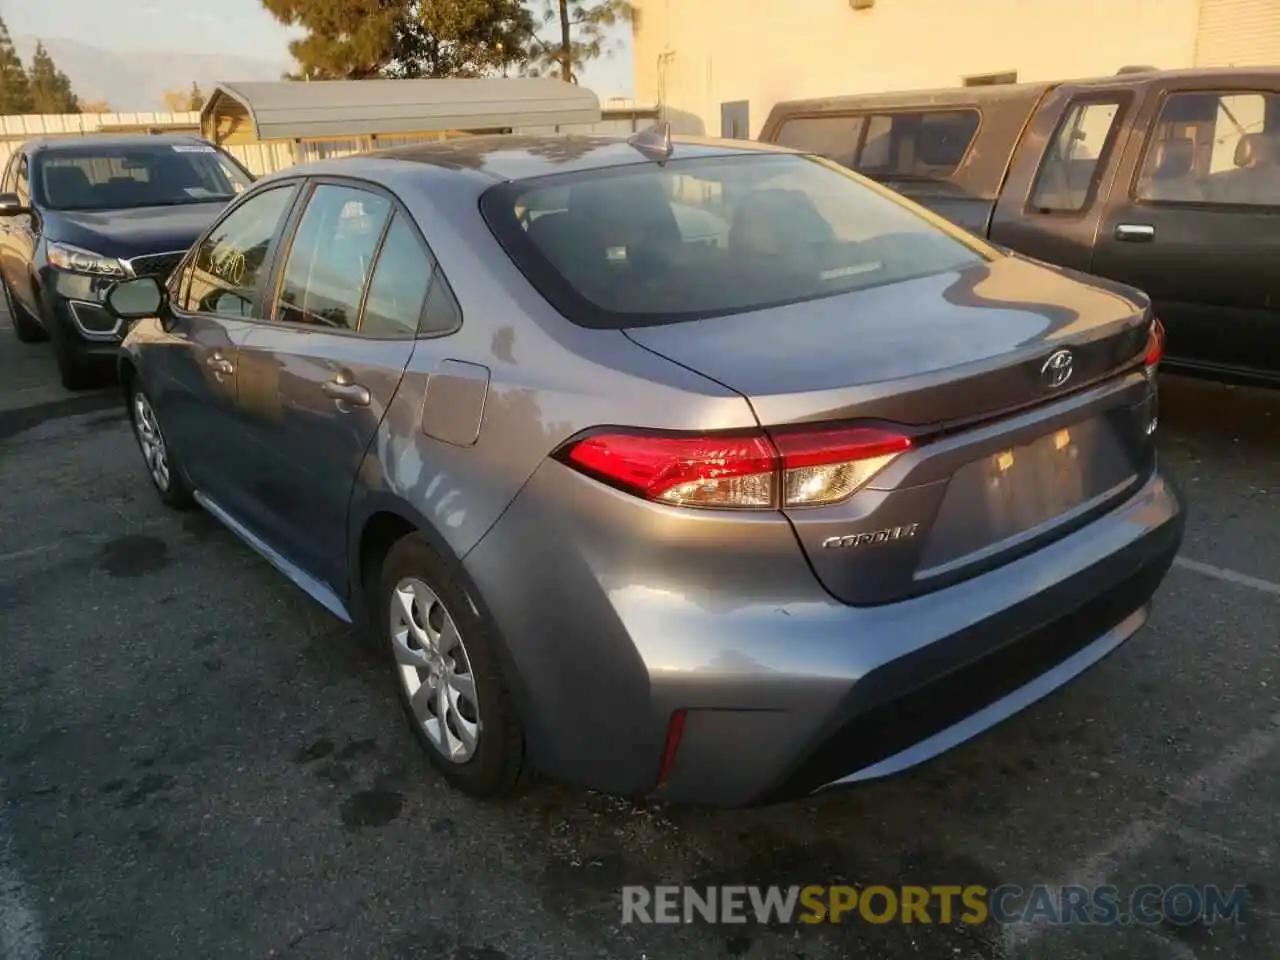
left=1041, top=349, right=1074, bottom=389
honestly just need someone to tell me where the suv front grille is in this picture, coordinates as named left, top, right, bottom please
left=125, top=251, right=187, bottom=281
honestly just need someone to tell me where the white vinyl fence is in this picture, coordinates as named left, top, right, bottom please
left=0, top=99, right=660, bottom=178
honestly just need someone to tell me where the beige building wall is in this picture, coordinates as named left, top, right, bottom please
left=633, top=0, right=1209, bottom=137
left=1195, top=0, right=1280, bottom=65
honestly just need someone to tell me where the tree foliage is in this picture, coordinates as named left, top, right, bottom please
left=261, top=0, right=403, bottom=79
left=260, top=0, right=531, bottom=80
left=527, top=0, right=633, bottom=85
left=0, top=16, right=33, bottom=113
left=259, top=0, right=629, bottom=83
left=28, top=42, right=79, bottom=113
left=391, top=0, right=534, bottom=78
left=189, top=82, right=206, bottom=111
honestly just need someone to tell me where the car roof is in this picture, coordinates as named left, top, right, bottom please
left=347, top=133, right=801, bottom=182
left=25, top=134, right=213, bottom=154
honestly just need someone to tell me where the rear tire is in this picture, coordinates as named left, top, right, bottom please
left=2, top=278, right=47, bottom=343
left=377, top=534, right=527, bottom=799
left=129, top=381, right=194, bottom=510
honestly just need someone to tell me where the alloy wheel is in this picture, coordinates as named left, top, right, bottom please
left=132, top=392, right=171, bottom=492
left=390, top=577, right=481, bottom=763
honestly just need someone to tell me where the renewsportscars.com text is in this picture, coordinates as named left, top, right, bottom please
left=621, top=884, right=1250, bottom=927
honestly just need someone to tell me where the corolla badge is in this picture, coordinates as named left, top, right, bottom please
left=822, top=523, right=920, bottom=549
left=1041, top=349, right=1074, bottom=389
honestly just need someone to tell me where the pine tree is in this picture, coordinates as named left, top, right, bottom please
left=0, top=16, right=33, bottom=114
left=527, top=0, right=633, bottom=84
left=28, top=42, right=79, bottom=114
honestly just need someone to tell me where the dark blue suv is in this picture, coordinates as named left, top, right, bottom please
left=0, top=134, right=253, bottom=388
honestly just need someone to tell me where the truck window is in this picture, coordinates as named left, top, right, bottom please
left=854, top=110, right=980, bottom=181
left=1134, top=91, right=1280, bottom=207
left=774, top=116, right=865, bottom=168
left=1029, top=100, right=1122, bottom=213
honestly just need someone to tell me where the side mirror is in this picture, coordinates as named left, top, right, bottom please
left=104, top=275, right=167, bottom=321
left=0, top=192, right=30, bottom=217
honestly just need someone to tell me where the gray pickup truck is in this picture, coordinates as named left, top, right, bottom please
left=761, top=67, right=1280, bottom=386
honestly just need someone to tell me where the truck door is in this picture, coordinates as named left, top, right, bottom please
left=989, top=83, right=1136, bottom=272
left=1090, top=76, right=1280, bottom=380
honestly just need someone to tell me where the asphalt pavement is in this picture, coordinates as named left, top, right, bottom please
left=1, top=315, right=1278, bottom=960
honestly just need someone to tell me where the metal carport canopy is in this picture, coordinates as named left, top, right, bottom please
left=203, top=77, right=602, bottom=140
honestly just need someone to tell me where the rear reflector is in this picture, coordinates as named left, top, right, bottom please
left=558, top=424, right=913, bottom=509
left=657, top=709, right=687, bottom=787
left=1144, top=317, right=1165, bottom=372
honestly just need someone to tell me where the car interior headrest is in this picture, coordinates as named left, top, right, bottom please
left=1152, top=137, right=1195, bottom=179
left=1234, top=132, right=1272, bottom=168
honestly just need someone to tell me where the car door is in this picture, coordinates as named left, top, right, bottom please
left=0, top=153, right=17, bottom=294
left=230, top=180, right=428, bottom=595
left=4, top=155, right=41, bottom=316
left=989, top=84, right=1135, bottom=272
left=1090, top=78, right=1280, bottom=379
left=150, top=182, right=300, bottom=512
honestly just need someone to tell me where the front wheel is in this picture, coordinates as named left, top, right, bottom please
left=2, top=278, right=47, bottom=343
left=378, top=534, right=527, bottom=799
left=130, top=382, right=194, bottom=509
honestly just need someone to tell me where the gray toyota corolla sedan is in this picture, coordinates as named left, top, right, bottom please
left=104, top=128, right=1184, bottom=807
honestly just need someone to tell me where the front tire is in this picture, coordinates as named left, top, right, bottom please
left=378, top=534, right=526, bottom=799
left=49, top=317, right=96, bottom=390
left=2, top=278, right=47, bottom=343
left=130, top=382, right=194, bottom=509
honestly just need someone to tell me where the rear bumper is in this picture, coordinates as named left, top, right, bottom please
left=463, top=463, right=1183, bottom=807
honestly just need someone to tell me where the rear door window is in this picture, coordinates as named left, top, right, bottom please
left=1029, top=99, right=1124, bottom=213
left=361, top=213, right=441, bottom=339
left=273, top=184, right=392, bottom=330
left=14, top=157, right=29, bottom=206
left=1134, top=90, right=1280, bottom=206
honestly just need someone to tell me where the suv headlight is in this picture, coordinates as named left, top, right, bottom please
left=46, top=241, right=129, bottom=278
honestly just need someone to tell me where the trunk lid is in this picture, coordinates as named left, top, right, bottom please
left=625, top=256, right=1158, bottom=604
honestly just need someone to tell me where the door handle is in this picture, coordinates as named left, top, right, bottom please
left=1115, top=223, right=1155, bottom=242
left=206, top=355, right=234, bottom=376
left=321, top=378, right=371, bottom=408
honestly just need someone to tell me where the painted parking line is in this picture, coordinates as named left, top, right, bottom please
left=1173, top=557, right=1280, bottom=597
left=1001, top=711, right=1280, bottom=955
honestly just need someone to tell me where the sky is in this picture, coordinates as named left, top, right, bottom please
left=2, top=0, right=636, bottom=97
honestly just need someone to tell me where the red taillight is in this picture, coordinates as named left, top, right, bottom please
left=1144, top=317, right=1165, bottom=371
left=558, top=424, right=913, bottom=509
left=562, top=431, right=777, bottom=507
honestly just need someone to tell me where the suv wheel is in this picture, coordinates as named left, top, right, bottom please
left=2, top=278, right=47, bottom=343
left=378, top=534, right=527, bottom=798
left=130, top=383, right=193, bottom=509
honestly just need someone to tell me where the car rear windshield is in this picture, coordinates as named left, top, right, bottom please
left=479, top=151, right=988, bottom=328
left=35, top=143, right=252, bottom=211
